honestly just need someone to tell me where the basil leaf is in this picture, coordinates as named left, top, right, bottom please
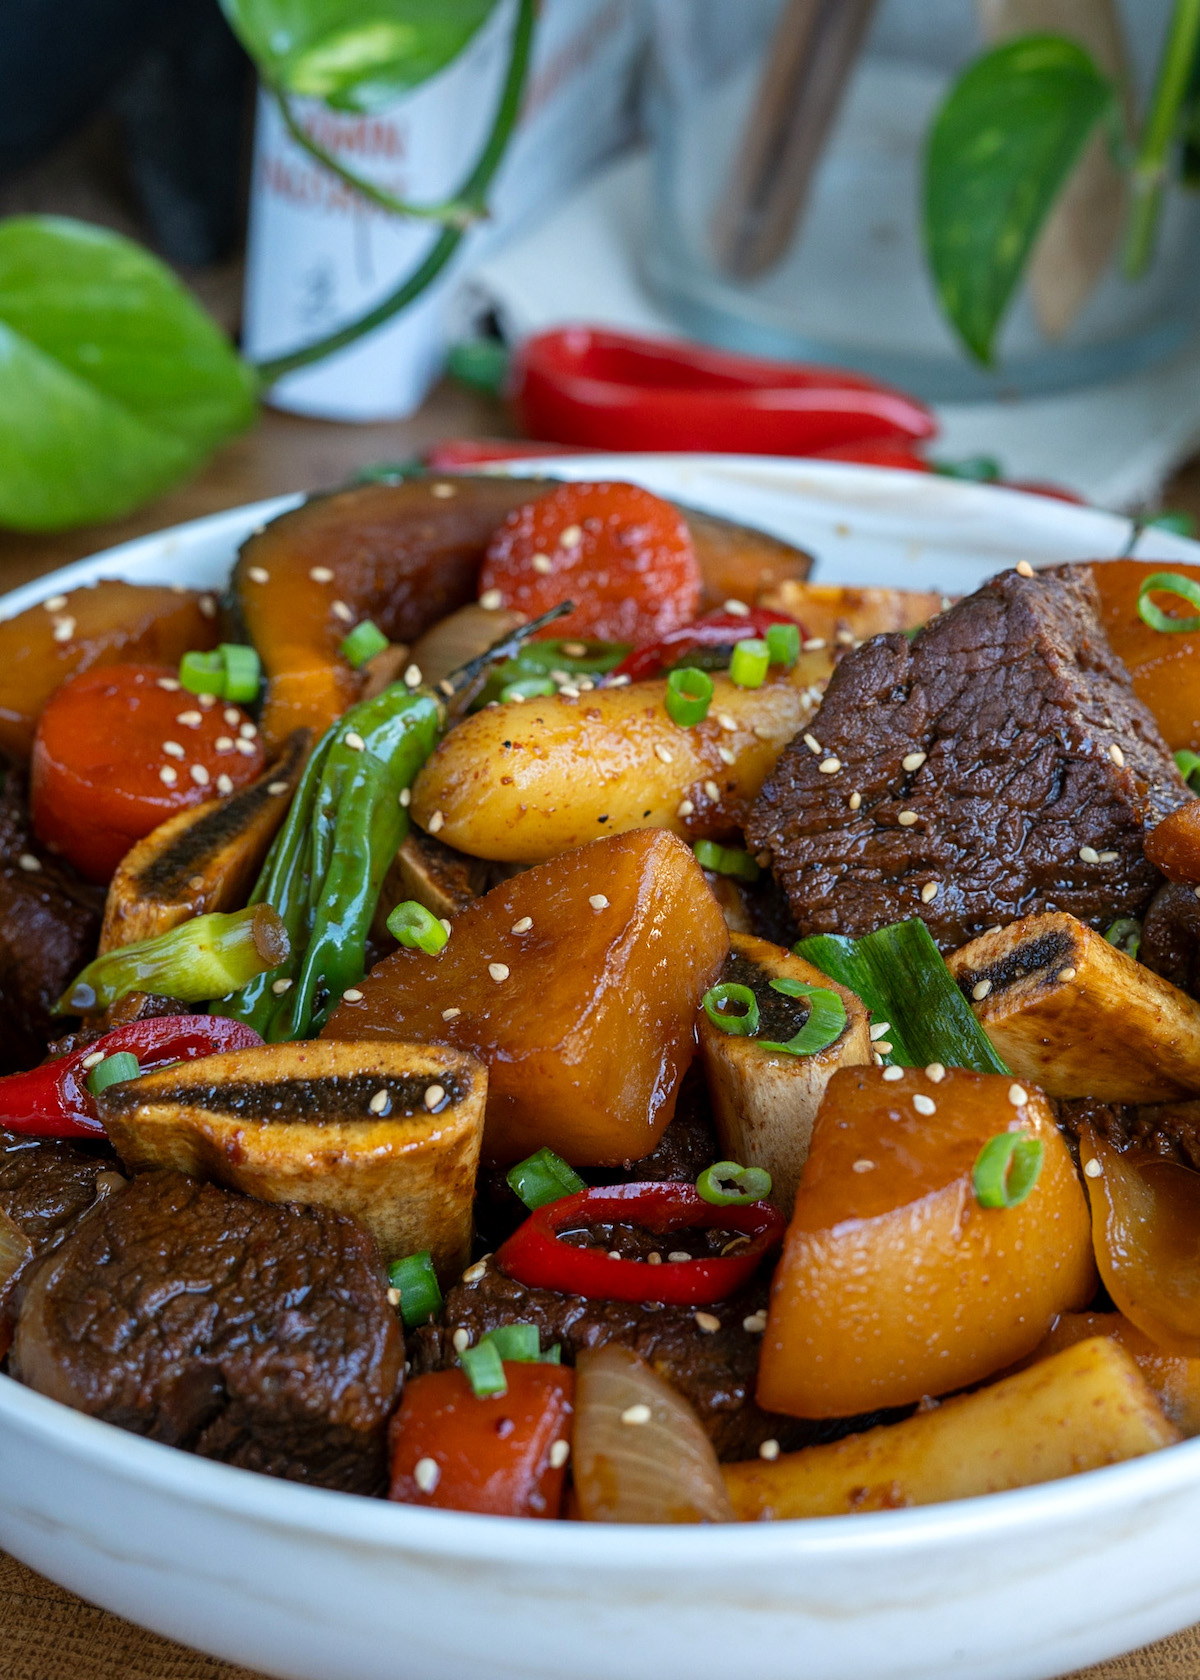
left=221, top=0, right=499, bottom=112
left=0, top=218, right=256, bottom=533
left=923, top=34, right=1116, bottom=365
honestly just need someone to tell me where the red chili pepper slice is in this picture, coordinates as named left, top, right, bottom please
left=0, top=1015, right=263, bottom=1139
left=495, top=1182, right=785, bottom=1305
left=611, top=607, right=800, bottom=683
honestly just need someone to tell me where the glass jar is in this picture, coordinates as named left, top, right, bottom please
left=644, top=0, right=1200, bottom=400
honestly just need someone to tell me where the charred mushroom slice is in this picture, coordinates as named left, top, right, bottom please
left=100, top=730, right=309, bottom=953
left=698, top=934, right=871, bottom=1213
left=948, top=912, right=1200, bottom=1101
left=97, top=1040, right=486, bottom=1277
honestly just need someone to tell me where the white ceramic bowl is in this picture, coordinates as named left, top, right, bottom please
left=1, top=457, right=1198, bottom=1680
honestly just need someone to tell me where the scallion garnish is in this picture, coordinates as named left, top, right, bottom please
left=179, top=644, right=262, bottom=703
left=340, top=620, right=390, bottom=669
left=1136, top=571, right=1200, bottom=634
left=665, top=666, right=713, bottom=727
left=702, top=981, right=760, bottom=1036
left=386, top=900, right=448, bottom=954
left=499, top=676, right=557, bottom=703
left=729, top=638, right=770, bottom=689
left=1103, top=917, right=1142, bottom=961
left=692, top=840, right=760, bottom=881
left=795, top=917, right=1009, bottom=1073
left=1175, top=749, right=1200, bottom=790
left=972, top=1132, right=1044, bottom=1209
left=179, top=649, right=225, bottom=695
left=460, top=1339, right=507, bottom=1398
left=481, top=1323, right=540, bottom=1362
left=696, top=1160, right=773, bottom=1206
left=765, top=621, right=800, bottom=667
left=387, top=1250, right=443, bottom=1328
left=506, top=1146, right=585, bottom=1210
left=758, top=978, right=846, bottom=1056
left=86, top=1051, right=140, bottom=1098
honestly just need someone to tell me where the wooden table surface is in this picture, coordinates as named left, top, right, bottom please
left=2, top=389, right=1199, bottom=1680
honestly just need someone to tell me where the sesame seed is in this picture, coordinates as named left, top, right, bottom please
left=1194, top=886, right=1200, bottom=901
left=188, top=874, right=205, bottom=892
left=835, top=629, right=855, bottom=647
left=488, top=962, right=509, bottom=982
left=176, top=710, right=203, bottom=728
left=753, top=725, right=773, bottom=740
left=247, top=566, right=269, bottom=584
left=1099, top=850, right=1119, bottom=862
left=666, top=1251, right=692, bottom=1264
left=869, top=1021, right=891, bottom=1040
left=872, top=1052, right=884, bottom=1066
left=199, top=596, right=216, bottom=619
left=369, top=1089, right=389, bottom=1115
left=1079, top=845, right=1100, bottom=864
left=16, top=852, right=41, bottom=873
left=479, top=589, right=504, bottom=610
left=717, top=745, right=736, bottom=765
left=414, top=1457, right=440, bottom=1494
left=399, top=788, right=411, bottom=808
left=462, top=1260, right=488, bottom=1284
left=921, top=881, right=939, bottom=903
left=589, top=894, right=609, bottom=910
left=558, top=684, right=580, bottom=699
left=654, top=743, right=674, bottom=764
left=898, top=810, right=918, bottom=826
left=452, top=1327, right=470, bottom=1353
left=271, top=978, right=293, bottom=994
left=430, top=482, right=456, bottom=499
left=559, top=525, right=583, bottom=548
left=621, top=1404, right=652, bottom=1426
left=743, top=1312, right=767, bottom=1334
left=803, top=734, right=822, bottom=754
left=438, top=679, right=455, bottom=697
left=308, top=566, right=334, bottom=584
left=694, top=1311, right=721, bottom=1333
left=157, top=677, right=181, bottom=691
left=875, top=1041, right=894, bottom=1054
left=818, top=757, right=841, bottom=774
left=718, top=713, right=738, bottom=732
left=344, top=731, right=366, bottom=753
left=1110, top=743, right=1125, bottom=767
left=190, top=764, right=210, bottom=786
left=81, top=1051, right=105, bottom=1070
left=220, top=707, right=238, bottom=727
left=199, top=694, right=216, bottom=709
left=1008, top=1084, right=1028, bottom=1106
left=43, top=595, right=68, bottom=612
left=913, top=1094, right=936, bottom=1116
left=216, top=774, right=233, bottom=795
left=802, top=636, right=826, bottom=651
left=972, top=979, right=993, bottom=1000
left=852, top=1158, right=875, bottom=1173
left=428, top=810, right=445, bottom=834
left=424, top=1084, right=445, bottom=1110
left=239, top=722, right=258, bottom=740
left=925, top=1062, right=946, bottom=1083
left=342, top=987, right=363, bottom=1002
left=52, top=617, right=76, bottom=643
left=442, top=1007, right=462, bottom=1021
left=403, top=664, right=422, bottom=689
left=609, top=673, right=631, bottom=687
left=902, top=751, right=927, bottom=772
left=531, top=553, right=553, bottom=574
left=848, top=791, right=862, bottom=810
left=159, top=766, right=178, bottom=786
left=387, top=1287, right=401, bottom=1307
left=758, top=1438, right=781, bottom=1461
left=676, top=799, right=695, bottom=818
left=704, top=780, right=721, bottom=801
left=549, top=1439, right=571, bottom=1469
left=647, top=1251, right=663, bottom=1266
left=1084, top=1157, right=1103, bottom=1178
left=163, top=741, right=185, bottom=759
left=439, top=919, right=452, bottom=935
left=1016, top=560, right=1035, bottom=578
left=512, top=916, right=533, bottom=934
left=882, top=1066, right=905, bottom=1082
left=332, top=600, right=354, bottom=624
left=1058, top=966, right=1077, bottom=981
left=267, top=781, right=289, bottom=796
left=723, top=598, right=751, bottom=617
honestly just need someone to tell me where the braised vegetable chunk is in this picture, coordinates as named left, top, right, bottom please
left=727, top=1339, right=1177, bottom=1519
left=1026, top=1311, right=1200, bottom=1436
left=948, top=913, right=1200, bottom=1101
left=683, top=508, right=812, bottom=608
left=757, top=1066, right=1094, bottom=1417
left=0, top=581, right=218, bottom=764
left=389, top=1362, right=574, bottom=1517
left=326, top=830, right=729, bottom=1166
left=97, top=1040, right=487, bottom=1275
left=749, top=564, right=1187, bottom=949
left=1090, top=559, right=1200, bottom=751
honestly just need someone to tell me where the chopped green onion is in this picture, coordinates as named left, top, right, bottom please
left=1104, top=917, right=1142, bottom=961
left=500, top=676, right=557, bottom=703
left=765, top=621, right=800, bottom=667
left=340, top=620, right=390, bottom=669
left=972, top=1132, right=1044, bottom=1209
left=795, top=918, right=1009, bottom=1074
left=729, top=638, right=770, bottom=689
left=220, top=644, right=261, bottom=704
left=387, top=1250, right=443, bottom=1328
left=86, top=1051, right=140, bottom=1098
left=58, top=904, right=289, bottom=1016
left=506, top=1146, right=585, bottom=1210
left=179, top=649, right=225, bottom=695
left=692, top=840, right=761, bottom=881
left=460, top=1339, right=507, bottom=1398
left=696, top=1160, right=773, bottom=1206
left=1136, top=571, right=1200, bottom=634
left=540, top=1343, right=562, bottom=1364
left=702, top=981, right=760, bottom=1036
left=758, top=979, right=846, bottom=1056
left=481, top=1323, right=540, bottom=1362
left=386, top=900, right=448, bottom=954
left=665, top=666, right=713, bottom=727
left=1175, top=749, right=1200, bottom=789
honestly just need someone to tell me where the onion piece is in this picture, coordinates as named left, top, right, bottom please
left=573, top=1344, right=735, bottom=1524
left=1081, top=1125, right=1200, bottom=1355
left=0, top=1205, right=33, bottom=1306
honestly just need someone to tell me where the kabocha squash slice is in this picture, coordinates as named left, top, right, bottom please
left=947, top=911, right=1200, bottom=1101
left=96, top=1039, right=486, bottom=1276
left=1090, top=559, right=1200, bottom=752
left=698, top=934, right=871, bottom=1214
left=99, top=731, right=309, bottom=953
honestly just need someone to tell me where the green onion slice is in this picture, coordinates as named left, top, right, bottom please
left=179, top=649, right=225, bottom=696
left=972, top=1132, right=1044, bottom=1209
left=702, top=981, right=760, bottom=1036
left=481, top=1323, right=540, bottom=1362
left=386, top=900, right=448, bottom=954
left=340, top=620, right=390, bottom=669
left=506, top=1146, right=586, bottom=1210
left=665, top=666, right=713, bottom=727
left=795, top=917, right=1009, bottom=1073
left=220, top=644, right=261, bottom=703
left=86, top=1051, right=140, bottom=1098
left=696, top=1160, right=773, bottom=1206
left=1103, top=917, right=1142, bottom=961
left=1136, top=571, right=1200, bottom=634
left=692, top=840, right=760, bottom=881
left=729, top=638, right=770, bottom=689
left=460, top=1339, right=507, bottom=1398
left=1175, top=749, right=1200, bottom=788
left=500, top=676, right=557, bottom=703
left=758, top=979, right=846, bottom=1056
left=387, top=1250, right=443, bottom=1328
left=765, top=621, right=800, bottom=667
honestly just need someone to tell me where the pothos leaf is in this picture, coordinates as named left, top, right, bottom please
left=221, top=0, right=500, bottom=112
left=0, top=217, right=256, bottom=533
left=923, top=34, right=1117, bottom=365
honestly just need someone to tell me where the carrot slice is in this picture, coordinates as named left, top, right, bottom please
left=477, top=481, right=701, bottom=645
left=31, top=664, right=265, bottom=882
left=388, top=1362, right=574, bottom=1517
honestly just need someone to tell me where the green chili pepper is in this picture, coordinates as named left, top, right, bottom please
left=61, top=905, right=288, bottom=1016
left=473, top=637, right=628, bottom=708
left=696, top=1161, right=773, bottom=1206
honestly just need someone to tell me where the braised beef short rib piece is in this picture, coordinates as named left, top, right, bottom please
left=0, top=1129, right=119, bottom=1257
left=748, top=565, right=1187, bottom=950
left=12, top=1171, right=403, bottom=1494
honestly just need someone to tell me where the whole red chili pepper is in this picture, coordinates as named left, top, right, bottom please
left=0, top=1015, right=263, bottom=1139
left=611, top=607, right=800, bottom=683
left=495, top=1182, right=785, bottom=1306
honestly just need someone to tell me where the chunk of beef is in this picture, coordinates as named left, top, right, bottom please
left=0, top=774, right=103, bottom=1072
left=1059, top=1095, right=1200, bottom=1172
left=0, top=1128, right=120, bottom=1256
left=12, top=1170, right=403, bottom=1494
left=1140, top=882, right=1200, bottom=998
left=748, top=566, right=1187, bottom=950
